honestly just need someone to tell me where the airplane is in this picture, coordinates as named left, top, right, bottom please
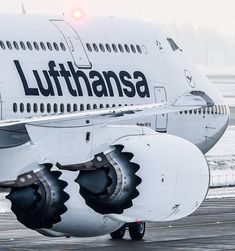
left=0, top=13, right=229, bottom=240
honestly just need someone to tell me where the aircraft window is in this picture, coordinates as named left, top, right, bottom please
left=87, top=104, right=91, bottom=110
left=189, top=110, right=192, bottom=114
left=218, top=105, right=221, bottom=114
left=184, top=110, right=188, bottom=114
left=179, top=111, right=183, bottom=114
left=198, top=108, right=202, bottom=114
left=80, top=104, right=84, bottom=111
left=221, top=105, right=224, bottom=114
left=6, top=41, right=12, bottom=50
left=118, top=44, right=124, bottom=53
left=86, top=43, right=92, bottom=52
left=99, top=43, right=105, bottom=52
left=40, top=103, right=45, bottom=113
left=136, top=45, right=142, bottom=54
left=53, top=103, right=58, bottom=113
left=106, top=44, right=111, bottom=52
left=53, top=42, right=59, bottom=51
left=130, top=44, right=136, bottom=53
left=124, top=44, right=130, bottom=53
left=93, top=43, right=99, bottom=52
left=33, top=103, right=38, bottom=113
left=106, top=104, right=110, bottom=108
left=220, top=105, right=223, bottom=114
left=33, top=42, right=39, bottom=50
left=215, top=105, right=218, bottom=114
left=13, top=103, right=17, bottom=113
left=119, top=104, right=122, bottom=107
left=93, top=104, right=98, bottom=109
left=194, top=109, right=197, bottom=114
left=20, top=41, right=26, bottom=50
left=73, top=104, right=78, bottom=112
left=26, top=41, right=33, bottom=50
left=26, top=103, right=31, bottom=113
left=203, top=108, right=206, bottom=114
left=112, top=44, right=118, bottom=53
left=0, top=41, right=5, bottom=49
left=100, top=104, right=104, bottom=108
left=60, top=42, right=66, bottom=51
left=47, top=103, right=51, bottom=113
left=20, top=103, right=24, bottom=113
left=211, top=107, right=214, bottom=115
left=112, top=104, right=116, bottom=107
left=47, top=42, right=53, bottom=51
left=142, top=45, right=148, bottom=54
left=40, top=42, right=46, bottom=51
left=167, top=38, right=181, bottom=51
left=67, top=103, right=71, bottom=112
left=13, top=41, right=19, bottom=50
left=60, top=104, right=65, bottom=113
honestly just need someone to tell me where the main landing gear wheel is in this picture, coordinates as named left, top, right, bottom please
left=110, top=222, right=146, bottom=240
left=110, top=225, right=126, bottom=239
left=129, top=222, right=146, bottom=240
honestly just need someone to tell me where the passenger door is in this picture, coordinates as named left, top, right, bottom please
left=154, top=87, right=167, bottom=132
left=50, top=20, right=92, bottom=69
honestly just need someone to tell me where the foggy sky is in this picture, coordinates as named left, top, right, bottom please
left=1, top=0, right=234, bottom=68
left=1, top=0, right=234, bottom=36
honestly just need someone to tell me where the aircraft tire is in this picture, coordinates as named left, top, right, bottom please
left=110, top=225, right=126, bottom=239
left=129, top=222, right=145, bottom=240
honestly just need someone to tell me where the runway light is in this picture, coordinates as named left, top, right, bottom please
left=73, top=9, right=83, bottom=20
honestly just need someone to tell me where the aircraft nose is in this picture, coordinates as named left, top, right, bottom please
left=199, top=103, right=229, bottom=154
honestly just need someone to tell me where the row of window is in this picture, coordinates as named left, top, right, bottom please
left=12, top=103, right=132, bottom=114
left=179, top=105, right=228, bottom=115
left=0, top=40, right=67, bottom=52
left=13, top=103, right=228, bottom=115
left=86, top=43, right=145, bottom=54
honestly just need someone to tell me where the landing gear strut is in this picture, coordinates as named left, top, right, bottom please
left=110, top=222, right=146, bottom=240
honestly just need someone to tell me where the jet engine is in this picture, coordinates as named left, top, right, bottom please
left=6, top=165, right=69, bottom=229
left=76, top=145, right=141, bottom=214
left=75, top=133, right=210, bottom=222
left=2, top=131, right=209, bottom=237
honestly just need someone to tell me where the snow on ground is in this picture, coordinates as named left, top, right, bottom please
left=207, top=187, right=235, bottom=199
left=206, top=125, right=235, bottom=187
left=0, top=193, right=10, bottom=213
left=207, top=125, right=235, bottom=157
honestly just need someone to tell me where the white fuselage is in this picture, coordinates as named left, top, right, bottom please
left=0, top=14, right=228, bottom=154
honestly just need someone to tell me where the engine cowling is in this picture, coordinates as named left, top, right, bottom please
left=75, top=133, right=209, bottom=222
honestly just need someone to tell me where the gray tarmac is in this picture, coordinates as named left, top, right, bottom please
left=1, top=197, right=235, bottom=250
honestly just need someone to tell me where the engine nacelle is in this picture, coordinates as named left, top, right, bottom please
left=112, top=133, right=209, bottom=222
left=75, top=133, right=209, bottom=222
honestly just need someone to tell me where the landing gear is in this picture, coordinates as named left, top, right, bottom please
left=110, top=225, right=126, bottom=239
left=129, top=222, right=146, bottom=240
left=110, top=222, right=146, bottom=240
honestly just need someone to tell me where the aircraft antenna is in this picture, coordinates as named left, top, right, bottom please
left=21, top=4, right=26, bottom=15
